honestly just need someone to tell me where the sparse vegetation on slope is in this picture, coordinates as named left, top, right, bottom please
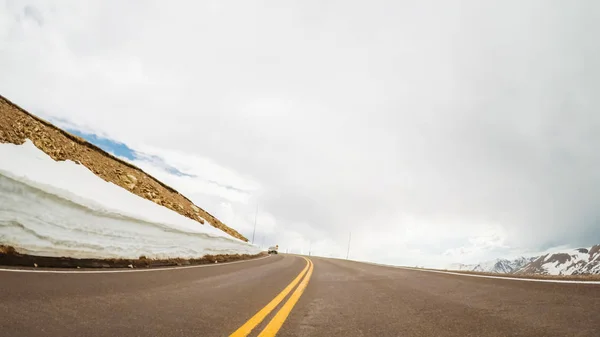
left=0, top=94, right=247, bottom=241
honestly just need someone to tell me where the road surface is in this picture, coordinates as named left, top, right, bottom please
left=1, top=254, right=599, bottom=337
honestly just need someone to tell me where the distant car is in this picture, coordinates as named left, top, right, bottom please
left=268, top=245, right=279, bottom=254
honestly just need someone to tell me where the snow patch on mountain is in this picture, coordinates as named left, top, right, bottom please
left=449, top=246, right=600, bottom=275
left=518, top=246, right=600, bottom=275
left=448, top=256, right=535, bottom=274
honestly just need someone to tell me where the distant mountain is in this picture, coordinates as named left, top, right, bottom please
left=516, top=245, right=600, bottom=275
left=448, top=245, right=600, bottom=275
left=448, top=256, right=535, bottom=274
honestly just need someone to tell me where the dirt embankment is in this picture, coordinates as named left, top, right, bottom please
left=0, top=245, right=266, bottom=269
left=0, top=94, right=247, bottom=241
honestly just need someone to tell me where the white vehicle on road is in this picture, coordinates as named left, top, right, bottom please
left=268, top=245, right=279, bottom=254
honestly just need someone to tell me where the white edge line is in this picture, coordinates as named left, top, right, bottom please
left=367, top=262, right=600, bottom=285
left=0, top=255, right=271, bottom=274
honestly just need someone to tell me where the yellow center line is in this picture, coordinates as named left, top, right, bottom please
left=229, top=257, right=311, bottom=337
left=257, top=258, right=314, bottom=337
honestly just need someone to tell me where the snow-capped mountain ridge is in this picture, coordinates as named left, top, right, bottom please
left=449, top=245, right=600, bottom=275
left=448, top=256, right=535, bottom=274
left=517, top=246, right=600, bottom=275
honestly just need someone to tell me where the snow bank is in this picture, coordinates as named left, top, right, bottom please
left=0, top=140, right=260, bottom=259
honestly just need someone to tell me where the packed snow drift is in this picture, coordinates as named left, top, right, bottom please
left=0, top=140, right=260, bottom=259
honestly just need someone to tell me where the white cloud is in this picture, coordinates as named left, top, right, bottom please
left=130, top=145, right=259, bottom=204
left=2, top=0, right=600, bottom=267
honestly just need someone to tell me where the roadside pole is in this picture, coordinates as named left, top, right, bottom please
left=346, top=231, right=351, bottom=259
left=251, top=202, right=258, bottom=244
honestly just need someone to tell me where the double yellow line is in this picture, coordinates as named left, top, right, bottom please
left=230, top=257, right=314, bottom=337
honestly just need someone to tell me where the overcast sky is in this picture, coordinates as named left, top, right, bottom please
left=1, top=0, right=599, bottom=267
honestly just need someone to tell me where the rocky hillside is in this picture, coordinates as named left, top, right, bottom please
left=0, top=94, right=247, bottom=242
left=449, top=245, right=600, bottom=276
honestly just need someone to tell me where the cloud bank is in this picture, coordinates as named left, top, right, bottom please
left=1, top=0, right=600, bottom=267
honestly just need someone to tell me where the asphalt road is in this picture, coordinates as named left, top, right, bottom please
left=1, top=254, right=599, bottom=337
